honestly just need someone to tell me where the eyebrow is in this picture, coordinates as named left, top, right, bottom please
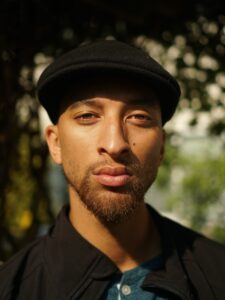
left=66, top=96, right=159, bottom=111
left=67, top=99, right=102, bottom=110
left=128, top=98, right=158, bottom=107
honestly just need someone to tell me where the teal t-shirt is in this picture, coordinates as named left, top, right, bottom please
left=102, top=256, right=168, bottom=300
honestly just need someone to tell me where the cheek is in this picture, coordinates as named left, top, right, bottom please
left=131, top=132, right=163, bottom=165
left=58, top=127, right=95, bottom=169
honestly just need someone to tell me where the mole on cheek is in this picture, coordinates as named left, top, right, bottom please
left=133, top=142, right=136, bottom=146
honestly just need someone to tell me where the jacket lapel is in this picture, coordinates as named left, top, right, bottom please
left=44, top=206, right=118, bottom=299
left=142, top=207, right=195, bottom=300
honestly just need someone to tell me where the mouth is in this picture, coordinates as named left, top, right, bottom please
left=93, top=166, right=132, bottom=187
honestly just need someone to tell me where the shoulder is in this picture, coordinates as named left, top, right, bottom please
left=0, top=236, right=47, bottom=299
left=163, top=214, right=225, bottom=290
left=151, top=205, right=225, bottom=251
left=164, top=215, right=225, bottom=256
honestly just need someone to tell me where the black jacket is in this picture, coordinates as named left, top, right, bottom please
left=0, top=205, right=225, bottom=300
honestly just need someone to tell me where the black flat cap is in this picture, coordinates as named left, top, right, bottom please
left=37, top=40, right=180, bottom=124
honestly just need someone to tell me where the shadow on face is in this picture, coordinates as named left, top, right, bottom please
left=58, top=75, right=162, bottom=123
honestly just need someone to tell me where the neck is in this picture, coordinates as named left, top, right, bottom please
left=69, top=189, right=161, bottom=272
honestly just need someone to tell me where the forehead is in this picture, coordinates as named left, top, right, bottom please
left=60, top=75, right=160, bottom=112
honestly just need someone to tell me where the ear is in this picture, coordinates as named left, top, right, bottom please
left=45, top=125, right=62, bottom=164
left=159, top=129, right=166, bottom=164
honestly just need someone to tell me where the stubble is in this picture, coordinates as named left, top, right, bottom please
left=63, top=158, right=158, bottom=225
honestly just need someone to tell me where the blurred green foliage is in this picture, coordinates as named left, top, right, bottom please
left=157, top=140, right=225, bottom=243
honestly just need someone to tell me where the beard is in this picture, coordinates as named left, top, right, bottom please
left=63, top=159, right=158, bottom=225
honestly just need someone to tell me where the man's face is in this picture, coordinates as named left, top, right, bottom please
left=46, top=77, right=165, bottom=224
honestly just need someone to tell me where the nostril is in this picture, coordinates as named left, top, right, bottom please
left=98, top=142, right=130, bottom=158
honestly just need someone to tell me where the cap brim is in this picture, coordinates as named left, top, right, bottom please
left=37, top=62, right=180, bottom=124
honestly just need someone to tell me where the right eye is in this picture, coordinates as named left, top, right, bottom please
left=75, top=113, right=99, bottom=124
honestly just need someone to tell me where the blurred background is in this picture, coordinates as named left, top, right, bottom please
left=1, top=0, right=225, bottom=261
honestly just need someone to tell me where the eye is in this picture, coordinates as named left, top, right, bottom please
left=78, top=113, right=96, bottom=119
left=130, top=114, right=150, bottom=120
left=75, top=113, right=99, bottom=124
left=126, top=113, right=152, bottom=126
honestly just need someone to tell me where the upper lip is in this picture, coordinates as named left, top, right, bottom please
left=93, top=166, right=132, bottom=176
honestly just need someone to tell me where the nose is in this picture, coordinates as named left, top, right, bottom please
left=97, top=119, right=130, bottom=158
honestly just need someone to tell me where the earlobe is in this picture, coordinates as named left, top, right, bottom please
left=159, top=129, right=166, bottom=163
left=45, top=125, right=62, bottom=164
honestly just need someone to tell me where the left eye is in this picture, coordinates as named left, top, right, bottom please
left=126, top=114, right=152, bottom=127
left=127, top=114, right=151, bottom=121
left=131, top=114, right=150, bottom=120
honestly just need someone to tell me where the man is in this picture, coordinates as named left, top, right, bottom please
left=0, top=40, right=225, bottom=300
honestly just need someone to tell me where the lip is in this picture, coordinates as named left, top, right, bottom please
left=93, top=166, right=132, bottom=187
left=93, top=166, right=132, bottom=176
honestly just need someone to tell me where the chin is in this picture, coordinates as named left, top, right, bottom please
left=80, top=189, right=143, bottom=225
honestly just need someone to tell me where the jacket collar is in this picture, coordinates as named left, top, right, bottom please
left=143, top=207, right=195, bottom=300
left=45, top=205, right=195, bottom=299
left=44, top=206, right=118, bottom=299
